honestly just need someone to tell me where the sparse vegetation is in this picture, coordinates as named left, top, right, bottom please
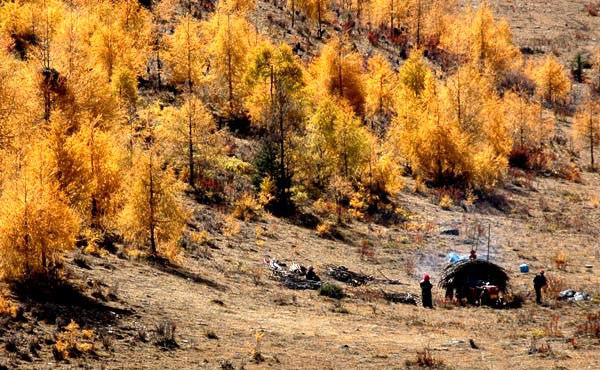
left=154, top=320, right=178, bottom=349
left=0, top=0, right=599, bottom=369
left=251, top=329, right=265, bottom=363
left=318, top=283, right=344, bottom=299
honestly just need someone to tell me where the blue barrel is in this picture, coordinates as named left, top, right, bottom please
left=519, top=264, right=529, bottom=273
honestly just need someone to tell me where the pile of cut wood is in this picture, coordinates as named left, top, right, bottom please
left=325, top=265, right=373, bottom=286
left=264, top=258, right=322, bottom=290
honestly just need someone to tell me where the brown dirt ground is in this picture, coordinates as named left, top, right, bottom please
left=2, top=1, right=600, bottom=369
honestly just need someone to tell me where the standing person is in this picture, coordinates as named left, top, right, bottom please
left=444, top=277, right=454, bottom=302
left=533, top=269, right=547, bottom=305
left=469, top=250, right=477, bottom=260
left=420, top=274, right=433, bottom=308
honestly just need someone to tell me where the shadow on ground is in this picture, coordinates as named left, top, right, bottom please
left=149, top=256, right=228, bottom=291
left=10, top=274, right=132, bottom=328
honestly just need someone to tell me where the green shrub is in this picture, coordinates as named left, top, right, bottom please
left=318, top=283, right=344, bottom=299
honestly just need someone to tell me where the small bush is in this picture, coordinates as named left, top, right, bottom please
left=574, top=312, right=600, bottom=338
left=359, top=239, right=375, bottom=259
left=405, top=347, right=446, bottom=368
left=252, top=329, right=265, bottom=363
left=545, top=275, right=567, bottom=302
left=367, top=31, right=379, bottom=46
left=509, top=147, right=531, bottom=169
left=330, top=300, right=350, bottom=314
left=497, top=69, right=536, bottom=96
left=29, top=337, right=41, bottom=356
left=316, top=221, right=334, bottom=238
left=585, top=2, right=600, bottom=16
left=318, top=283, right=344, bottom=299
left=154, top=320, right=178, bottom=349
left=0, top=293, right=22, bottom=320
left=136, top=324, right=149, bottom=342
left=413, top=177, right=426, bottom=194
left=232, top=193, right=261, bottom=221
left=555, top=251, right=568, bottom=270
left=438, top=194, right=453, bottom=210
left=99, top=329, right=114, bottom=351
left=205, top=329, right=219, bottom=339
left=54, top=320, right=95, bottom=359
left=5, top=335, right=19, bottom=352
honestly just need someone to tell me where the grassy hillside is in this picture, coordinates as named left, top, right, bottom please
left=1, top=0, right=600, bottom=369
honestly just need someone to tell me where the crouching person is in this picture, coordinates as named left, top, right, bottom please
left=306, top=265, right=320, bottom=281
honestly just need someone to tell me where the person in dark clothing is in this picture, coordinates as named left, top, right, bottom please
left=469, top=250, right=477, bottom=260
left=533, top=269, right=547, bottom=304
left=445, top=277, right=454, bottom=302
left=420, top=274, right=433, bottom=308
left=305, top=265, right=320, bottom=281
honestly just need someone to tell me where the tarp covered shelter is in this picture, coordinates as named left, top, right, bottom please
left=438, top=259, right=510, bottom=293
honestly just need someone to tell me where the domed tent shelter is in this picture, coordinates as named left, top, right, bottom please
left=439, top=259, right=510, bottom=306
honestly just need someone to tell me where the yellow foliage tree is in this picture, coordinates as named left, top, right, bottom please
left=87, top=0, right=151, bottom=81
left=441, top=1, right=521, bottom=77
left=299, top=0, right=332, bottom=38
left=389, top=63, right=510, bottom=190
left=398, top=50, right=431, bottom=98
left=309, top=36, right=365, bottom=115
left=76, top=117, right=124, bottom=229
left=159, top=95, right=222, bottom=188
left=530, top=55, right=571, bottom=107
left=204, top=10, right=254, bottom=114
left=593, top=48, right=600, bottom=93
left=300, top=97, right=371, bottom=192
left=573, top=96, right=600, bottom=170
left=0, top=141, right=78, bottom=280
left=365, top=53, right=397, bottom=134
left=118, top=125, right=187, bottom=259
left=164, top=14, right=206, bottom=93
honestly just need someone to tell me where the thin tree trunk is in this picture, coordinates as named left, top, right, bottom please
left=188, top=100, right=195, bottom=187
left=291, top=0, right=295, bottom=28
left=590, top=112, right=595, bottom=170
left=227, top=15, right=234, bottom=109
left=149, top=151, right=157, bottom=256
left=416, top=0, right=422, bottom=48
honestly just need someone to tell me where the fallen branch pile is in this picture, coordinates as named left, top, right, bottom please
left=325, top=265, right=373, bottom=286
left=382, top=292, right=417, bottom=305
left=264, top=258, right=322, bottom=290
left=281, top=276, right=323, bottom=290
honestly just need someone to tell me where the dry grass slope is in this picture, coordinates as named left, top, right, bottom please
left=1, top=0, right=600, bottom=369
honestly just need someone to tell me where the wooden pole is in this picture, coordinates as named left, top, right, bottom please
left=487, top=223, right=491, bottom=261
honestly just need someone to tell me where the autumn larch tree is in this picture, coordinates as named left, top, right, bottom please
left=205, top=8, right=253, bottom=117
left=309, top=36, right=365, bottom=115
left=164, top=13, right=205, bottom=94
left=119, top=116, right=187, bottom=259
left=300, top=0, right=332, bottom=38
left=0, top=140, right=78, bottom=280
left=573, top=96, right=600, bottom=171
left=159, top=95, right=222, bottom=189
left=530, top=55, right=571, bottom=108
left=365, top=53, right=397, bottom=135
left=245, top=41, right=305, bottom=213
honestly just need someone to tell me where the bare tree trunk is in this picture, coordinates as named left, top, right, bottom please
left=149, top=151, right=157, bottom=256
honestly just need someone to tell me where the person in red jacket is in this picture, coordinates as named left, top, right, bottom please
left=420, top=274, right=433, bottom=308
